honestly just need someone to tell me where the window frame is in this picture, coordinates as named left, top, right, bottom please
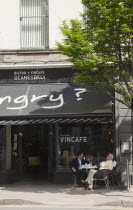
left=19, top=0, right=49, bottom=49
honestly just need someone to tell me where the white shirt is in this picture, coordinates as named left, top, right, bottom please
left=78, top=158, right=82, bottom=170
left=113, top=160, right=117, bottom=167
left=100, top=160, right=113, bottom=170
left=100, top=160, right=117, bottom=169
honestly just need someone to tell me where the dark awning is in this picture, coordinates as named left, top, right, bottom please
left=0, top=116, right=113, bottom=125
left=0, top=84, right=112, bottom=117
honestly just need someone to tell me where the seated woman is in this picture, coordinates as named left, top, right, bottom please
left=82, top=153, right=114, bottom=190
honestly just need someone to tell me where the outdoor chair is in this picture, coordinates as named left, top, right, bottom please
left=72, top=172, right=84, bottom=187
left=73, top=173, right=77, bottom=187
left=69, top=158, right=84, bottom=188
left=93, top=169, right=112, bottom=190
left=93, top=176, right=110, bottom=190
left=109, top=163, right=119, bottom=186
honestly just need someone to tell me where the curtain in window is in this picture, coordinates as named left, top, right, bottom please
left=20, top=0, right=48, bottom=48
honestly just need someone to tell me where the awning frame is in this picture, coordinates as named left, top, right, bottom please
left=0, top=115, right=113, bottom=125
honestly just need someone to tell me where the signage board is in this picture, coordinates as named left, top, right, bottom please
left=0, top=68, right=74, bottom=84
left=0, top=83, right=112, bottom=116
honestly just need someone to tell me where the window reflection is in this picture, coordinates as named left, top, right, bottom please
left=58, top=124, right=114, bottom=168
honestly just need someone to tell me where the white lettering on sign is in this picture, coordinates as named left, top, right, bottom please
left=4, top=94, right=64, bottom=110
left=13, top=70, right=46, bottom=81
left=14, top=75, right=46, bottom=81
left=42, top=94, right=64, bottom=109
left=0, top=96, right=11, bottom=104
left=7, top=95, right=28, bottom=110
left=0, top=88, right=87, bottom=110
left=60, top=136, right=87, bottom=143
left=31, top=95, right=48, bottom=102
left=74, top=88, right=87, bottom=100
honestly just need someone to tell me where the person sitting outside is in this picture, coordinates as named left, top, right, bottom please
left=83, top=153, right=114, bottom=190
left=69, top=152, right=88, bottom=187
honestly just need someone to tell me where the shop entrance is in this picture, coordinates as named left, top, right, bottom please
left=11, top=125, right=49, bottom=180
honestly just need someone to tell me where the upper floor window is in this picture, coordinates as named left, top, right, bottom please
left=20, top=0, right=49, bottom=49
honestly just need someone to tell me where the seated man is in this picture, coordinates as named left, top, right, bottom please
left=84, top=153, right=114, bottom=190
left=69, top=152, right=88, bottom=187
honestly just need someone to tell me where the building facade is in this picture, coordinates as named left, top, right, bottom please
left=0, top=0, right=132, bottom=185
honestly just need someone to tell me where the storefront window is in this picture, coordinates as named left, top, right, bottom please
left=58, top=124, right=114, bottom=168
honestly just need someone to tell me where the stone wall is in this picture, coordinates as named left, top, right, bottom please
left=115, top=94, right=133, bottom=186
left=0, top=50, right=68, bottom=65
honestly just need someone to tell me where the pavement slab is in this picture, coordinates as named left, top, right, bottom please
left=0, top=180, right=133, bottom=208
left=0, top=199, right=43, bottom=205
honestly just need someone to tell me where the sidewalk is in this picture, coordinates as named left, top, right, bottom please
left=0, top=180, right=133, bottom=208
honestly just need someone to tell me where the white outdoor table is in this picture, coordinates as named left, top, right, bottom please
left=82, top=165, right=98, bottom=169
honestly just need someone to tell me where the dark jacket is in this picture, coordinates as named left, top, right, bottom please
left=69, top=157, right=86, bottom=171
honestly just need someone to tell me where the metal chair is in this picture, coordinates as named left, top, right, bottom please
left=73, top=174, right=77, bottom=187
left=93, top=176, right=110, bottom=190
left=109, top=165, right=119, bottom=186
left=73, top=172, right=84, bottom=187
left=93, top=169, right=112, bottom=190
